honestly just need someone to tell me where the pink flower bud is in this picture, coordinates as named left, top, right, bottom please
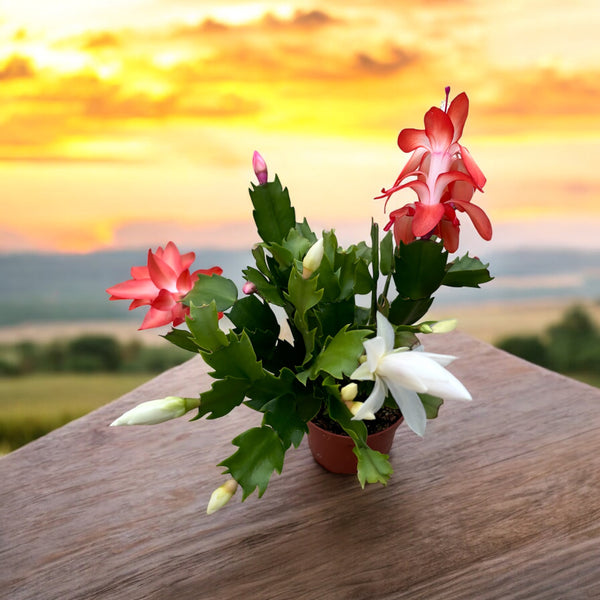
left=243, top=281, right=257, bottom=295
left=252, top=151, right=268, bottom=185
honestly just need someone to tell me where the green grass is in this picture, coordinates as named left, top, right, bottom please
left=0, top=373, right=151, bottom=454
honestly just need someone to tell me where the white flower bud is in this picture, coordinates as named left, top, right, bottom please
left=110, top=396, right=200, bottom=426
left=340, top=382, right=358, bottom=403
left=349, top=401, right=376, bottom=420
left=302, top=238, right=324, bottom=279
left=430, top=319, right=458, bottom=333
left=207, top=479, right=238, bottom=515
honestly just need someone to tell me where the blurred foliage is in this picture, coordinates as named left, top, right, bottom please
left=0, top=335, right=192, bottom=453
left=0, top=334, right=190, bottom=376
left=495, top=304, right=600, bottom=379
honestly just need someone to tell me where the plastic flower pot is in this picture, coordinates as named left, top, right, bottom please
left=307, top=417, right=403, bottom=474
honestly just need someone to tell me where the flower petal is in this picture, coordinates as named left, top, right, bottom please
left=437, top=218, right=460, bottom=253
left=139, top=306, right=174, bottom=330
left=399, top=352, right=472, bottom=401
left=424, top=107, right=454, bottom=152
left=131, top=265, right=149, bottom=279
left=448, top=92, right=469, bottom=143
left=459, top=145, right=486, bottom=190
left=193, top=266, right=224, bottom=277
left=412, top=202, right=445, bottom=237
left=152, top=288, right=177, bottom=310
left=363, top=336, right=386, bottom=373
left=452, top=199, right=493, bottom=241
left=176, top=269, right=192, bottom=295
left=419, top=351, right=457, bottom=367
left=106, top=278, right=158, bottom=300
left=397, top=128, right=430, bottom=153
left=377, top=353, right=429, bottom=393
left=384, top=379, right=426, bottom=436
left=376, top=311, right=395, bottom=353
left=391, top=212, right=417, bottom=247
left=391, top=147, right=428, bottom=187
left=148, top=250, right=178, bottom=291
left=350, top=361, right=374, bottom=381
left=351, top=377, right=387, bottom=420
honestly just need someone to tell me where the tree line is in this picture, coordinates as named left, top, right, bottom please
left=495, top=304, right=600, bottom=376
left=0, top=334, right=190, bottom=376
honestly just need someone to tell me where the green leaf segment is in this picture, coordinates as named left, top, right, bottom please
left=166, top=172, right=492, bottom=502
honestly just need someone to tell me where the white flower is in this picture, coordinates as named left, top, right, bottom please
left=110, top=396, right=200, bottom=426
left=350, top=312, right=471, bottom=436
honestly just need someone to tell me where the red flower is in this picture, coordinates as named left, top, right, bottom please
left=379, top=91, right=492, bottom=252
left=107, top=241, right=222, bottom=330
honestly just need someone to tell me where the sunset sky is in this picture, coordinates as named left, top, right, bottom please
left=1, top=0, right=599, bottom=254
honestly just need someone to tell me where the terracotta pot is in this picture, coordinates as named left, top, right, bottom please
left=307, top=417, right=403, bottom=474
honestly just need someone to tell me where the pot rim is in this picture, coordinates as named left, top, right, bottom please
left=307, top=414, right=403, bottom=440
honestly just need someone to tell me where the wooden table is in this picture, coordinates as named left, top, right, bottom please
left=2, top=332, right=600, bottom=599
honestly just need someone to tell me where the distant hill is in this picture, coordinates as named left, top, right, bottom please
left=1, top=246, right=599, bottom=326
left=0, top=248, right=252, bottom=326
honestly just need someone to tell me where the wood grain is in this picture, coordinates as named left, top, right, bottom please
left=2, top=331, right=600, bottom=599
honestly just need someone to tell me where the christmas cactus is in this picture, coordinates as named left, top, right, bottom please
left=108, top=89, right=493, bottom=513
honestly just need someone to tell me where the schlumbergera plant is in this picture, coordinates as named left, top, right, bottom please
left=108, top=88, right=493, bottom=514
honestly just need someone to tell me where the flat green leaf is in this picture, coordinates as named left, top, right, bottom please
left=393, top=240, right=448, bottom=299
left=283, top=228, right=313, bottom=261
left=353, top=259, right=373, bottom=296
left=186, top=301, right=229, bottom=352
left=293, top=311, right=317, bottom=365
left=268, top=242, right=294, bottom=269
left=184, top=274, right=238, bottom=312
left=379, top=230, right=394, bottom=276
left=162, top=328, right=199, bottom=353
left=250, top=176, right=296, bottom=245
left=243, top=267, right=286, bottom=306
left=262, top=395, right=309, bottom=449
left=228, top=295, right=279, bottom=337
left=219, top=426, right=285, bottom=500
left=322, top=229, right=338, bottom=266
left=354, top=446, right=393, bottom=488
left=316, top=254, right=341, bottom=302
left=197, top=376, right=250, bottom=419
left=201, top=331, right=264, bottom=381
left=315, top=299, right=355, bottom=340
left=354, top=305, right=371, bottom=326
left=309, top=326, right=371, bottom=380
left=443, top=254, right=494, bottom=288
left=251, top=244, right=272, bottom=278
left=420, top=393, right=444, bottom=419
left=285, top=268, right=324, bottom=319
left=388, top=296, right=434, bottom=326
left=245, top=368, right=297, bottom=411
left=295, top=218, right=317, bottom=242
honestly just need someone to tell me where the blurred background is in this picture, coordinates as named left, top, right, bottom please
left=2, top=0, right=600, bottom=453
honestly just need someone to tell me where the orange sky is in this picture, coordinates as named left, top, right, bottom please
left=1, top=0, right=599, bottom=253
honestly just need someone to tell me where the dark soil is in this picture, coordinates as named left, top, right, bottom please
left=312, top=405, right=403, bottom=436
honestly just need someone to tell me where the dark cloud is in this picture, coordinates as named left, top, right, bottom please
left=261, top=9, right=342, bottom=29
left=0, top=55, right=35, bottom=81
left=355, top=46, right=418, bottom=75
left=172, top=8, right=341, bottom=38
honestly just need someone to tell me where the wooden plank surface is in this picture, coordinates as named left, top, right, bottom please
left=2, top=331, right=600, bottom=599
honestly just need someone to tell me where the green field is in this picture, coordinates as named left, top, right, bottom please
left=0, top=373, right=151, bottom=454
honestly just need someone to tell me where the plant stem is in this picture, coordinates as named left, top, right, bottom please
left=369, top=220, right=379, bottom=325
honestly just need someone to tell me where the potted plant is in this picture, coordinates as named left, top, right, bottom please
left=108, top=88, right=493, bottom=514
